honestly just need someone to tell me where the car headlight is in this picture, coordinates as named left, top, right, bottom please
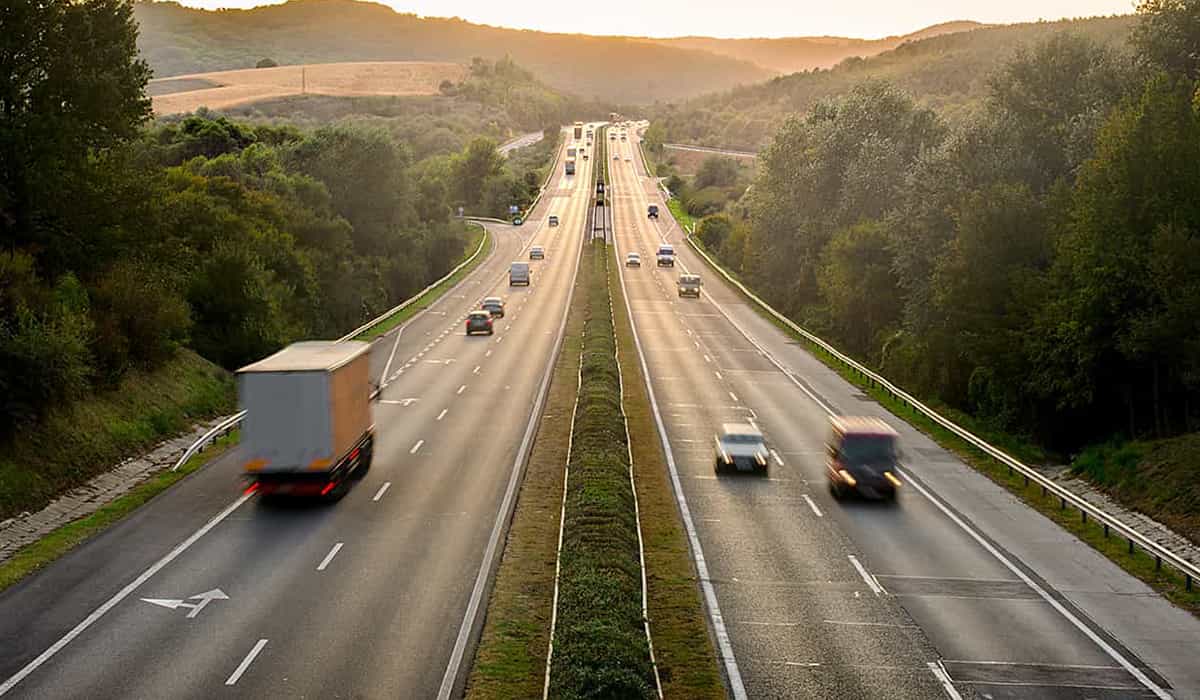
left=884, top=471, right=902, bottom=488
left=838, top=469, right=857, bottom=487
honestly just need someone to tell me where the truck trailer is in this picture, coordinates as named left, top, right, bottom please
left=238, top=341, right=374, bottom=500
left=573, top=121, right=584, bottom=140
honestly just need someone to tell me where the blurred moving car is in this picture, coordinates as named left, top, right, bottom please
left=530, top=245, right=545, bottom=260
left=625, top=252, right=641, bottom=267
left=826, top=416, right=902, bottom=501
left=714, top=423, right=768, bottom=474
left=481, top=296, right=505, bottom=317
left=466, top=310, right=494, bottom=335
left=677, top=273, right=701, bottom=297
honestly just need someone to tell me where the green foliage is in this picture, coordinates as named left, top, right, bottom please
left=696, top=214, right=733, bottom=250
left=255, top=57, right=277, bottom=68
left=693, top=156, right=740, bottom=189
left=1133, top=0, right=1200, bottom=79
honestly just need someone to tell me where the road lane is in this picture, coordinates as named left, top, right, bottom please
left=0, top=127, right=595, bottom=699
left=610, top=128, right=1177, bottom=699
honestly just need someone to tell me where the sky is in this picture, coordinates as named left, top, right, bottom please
left=172, top=0, right=1139, bottom=39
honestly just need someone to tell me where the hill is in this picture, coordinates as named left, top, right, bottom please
left=150, top=61, right=467, bottom=114
left=654, top=15, right=1136, bottom=150
left=651, top=21, right=985, bottom=75
left=132, top=0, right=772, bottom=104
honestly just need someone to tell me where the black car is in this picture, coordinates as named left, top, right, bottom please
left=466, top=311, right=494, bottom=335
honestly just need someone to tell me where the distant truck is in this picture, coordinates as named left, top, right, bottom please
left=573, top=121, right=584, bottom=139
left=567, top=147, right=577, bottom=158
left=238, top=341, right=374, bottom=500
left=565, top=158, right=576, bottom=175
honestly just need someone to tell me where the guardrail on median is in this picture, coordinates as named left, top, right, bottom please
left=172, top=221, right=492, bottom=472
left=683, top=233, right=1200, bottom=592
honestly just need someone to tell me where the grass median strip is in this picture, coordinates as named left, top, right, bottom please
left=608, top=246, right=725, bottom=699
left=0, top=433, right=237, bottom=594
left=548, top=240, right=656, bottom=698
left=357, top=223, right=491, bottom=341
left=686, top=235, right=1200, bottom=616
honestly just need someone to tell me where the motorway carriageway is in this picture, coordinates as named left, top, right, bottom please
left=608, top=132, right=1200, bottom=699
left=0, top=128, right=598, bottom=699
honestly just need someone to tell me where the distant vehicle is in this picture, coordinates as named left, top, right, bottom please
left=647, top=204, right=659, bottom=219
left=625, top=252, right=641, bottom=267
left=530, top=245, right=545, bottom=260
left=565, top=158, right=576, bottom=176
left=509, top=261, right=531, bottom=286
left=614, top=154, right=620, bottom=161
left=656, top=244, right=675, bottom=267
left=621, top=135, right=627, bottom=141
left=238, top=341, right=374, bottom=500
left=481, top=296, right=505, bottom=317
left=548, top=215, right=559, bottom=227
left=573, top=121, right=583, bottom=139
left=625, top=157, right=631, bottom=162
left=567, top=147, right=577, bottom=158
left=512, top=216, right=523, bottom=226
left=466, top=310, right=494, bottom=336
left=583, top=153, right=589, bottom=160
left=609, top=132, right=616, bottom=140
left=826, top=416, right=902, bottom=501
left=714, top=423, right=768, bottom=474
left=677, top=273, right=701, bottom=297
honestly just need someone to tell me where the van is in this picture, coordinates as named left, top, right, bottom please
left=826, top=416, right=902, bottom=501
left=509, top=261, right=531, bottom=286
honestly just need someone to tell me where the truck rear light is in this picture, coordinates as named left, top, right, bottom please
left=320, top=482, right=336, bottom=496
left=243, top=483, right=260, bottom=496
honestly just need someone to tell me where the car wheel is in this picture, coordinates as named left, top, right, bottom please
left=828, top=480, right=842, bottom=499
left=714, top=458, right=725, bottom=475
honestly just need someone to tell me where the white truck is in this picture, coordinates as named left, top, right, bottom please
left=238, top=341, right=374, bottom=500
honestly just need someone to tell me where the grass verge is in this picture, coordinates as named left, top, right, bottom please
left=357, top=223, right=491, bottom=341
left=685, top=236, right=1200, bottom=615
left=464, top=238, right=587, bottom=700
left=0, top=432, right=237, bottom=594
left=0, top=349, right=234, bottom=521
left=548, top=240, right=656, bottom=698
left=666, top=199, right=696, bottom=232
left=608, top=247, right=726, bottom=698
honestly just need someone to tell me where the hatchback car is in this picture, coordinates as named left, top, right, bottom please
left=678, top=273, right=701, bottom=297
left=625, top=252, right=641, bottom=267
left=466, top=311, right=494, bottom=335
left=826, top=416, right=902, bottom=501
left=715, top=423, right=768, bottom=474
left=481, top=296, right=505, bottom=318
left=530, top=245, right=545, bottom=260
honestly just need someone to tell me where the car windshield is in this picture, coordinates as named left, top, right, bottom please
left=725, top=434, right=762, bottom=445
left=658, top=247, right=673, bottom=255
left=839, top=435, right=896, bottom=463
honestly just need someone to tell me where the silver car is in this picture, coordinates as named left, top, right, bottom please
left=715, top=423, right=768, bottom=474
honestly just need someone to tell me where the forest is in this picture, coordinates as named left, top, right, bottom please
left=684, top=0, right=1200, bottom=451
left=0, top=2, right=551, bottom=435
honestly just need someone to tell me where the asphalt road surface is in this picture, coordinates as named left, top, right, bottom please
left=608, top=130, right=1200, bottom=699
left=0, top=128, right=596, bottom=699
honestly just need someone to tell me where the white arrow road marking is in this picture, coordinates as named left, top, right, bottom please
left=140, top=588, right=229, bottom=619
left=225, top=639, right=268, bottom=686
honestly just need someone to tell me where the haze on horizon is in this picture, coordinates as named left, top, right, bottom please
left=166, top=0, right=1138, bottom=39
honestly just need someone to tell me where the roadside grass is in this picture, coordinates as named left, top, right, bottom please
left=548, top=240, right=656, bottom=699
left=0, top=349, right=234, bottom=522
left=357, top=223, right=490, bottom=341
left=464, top=236, right=587, bottom=699
left=666, top=199, right=696, bottom=233
left=684, top=236, right=1200, bottom=616
left=608, top=247, right=726, bottom=699
left=0, top=433, right=237, bottom=594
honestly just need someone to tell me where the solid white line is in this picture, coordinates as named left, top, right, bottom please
left=457, top=384, right=466, bottom=395
left=316, top=542, right=344, bottom=571
left=0, top=491, right=255, bottom=696
left=225, top=639, right=268, bottom=686
left=437, top=408, right=448, bottom=421
left=848, top=554, right=884, bottom=596
left=410, top=440, right=424, bottom=454
left=379, top=326, right=405, bottom=392
left=770, top=449, right=784, bottom=466
left=927, top=661, right=964, bottom=700
left=372, top=482, right=392, bottom=502
left=899, top=470, right=1171, bottom=699
left=802, top=494, right=824, bottom=518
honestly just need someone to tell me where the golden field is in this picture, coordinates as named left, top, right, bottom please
left=150, top=61, right=468, bottom=114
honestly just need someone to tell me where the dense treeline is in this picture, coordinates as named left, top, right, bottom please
left=697, top=1, right=1200, bottom=450
left=0, top=1, right=551, bottom=435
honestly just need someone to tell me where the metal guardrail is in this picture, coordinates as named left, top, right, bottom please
left=662, top=143, right=758, bottom=158
left=171, top=220, right=493, bottom=472
left=683, top=233, right=1200, bottom=591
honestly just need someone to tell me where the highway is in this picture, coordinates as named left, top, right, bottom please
left=608, top=130, right=1200, bottom=699
left=0, top=129, right=594, bottom=699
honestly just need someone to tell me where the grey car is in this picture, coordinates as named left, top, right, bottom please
left=715, top=423, right=768, bottom=474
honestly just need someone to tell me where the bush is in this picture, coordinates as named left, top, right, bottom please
left=255, top=58, right=278, bottom=69
left=90, top=261, right=191, bottom=380
left=696, top=214, right=733, bottom=250
left=684, top=186, right=726, bottom=217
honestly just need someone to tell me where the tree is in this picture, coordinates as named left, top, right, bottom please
left=255, top=57, right=278, bottom=68
left=450, top=138, right=504, bottom=211
left=1133, top=0, right=1200, bottom=79
left=696, top=214, right=733, bottom=250
left=694, top=156, right=740, bottom=189
left=817, top=220, right=902, bottom=356
left=0, top=0, right=151, bottom=261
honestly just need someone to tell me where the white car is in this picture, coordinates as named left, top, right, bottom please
left=625, top=252, right=641, bottom=267
left=530, top=245, right=545, bottom=260
left=715, top=423, right=769, bottom=474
